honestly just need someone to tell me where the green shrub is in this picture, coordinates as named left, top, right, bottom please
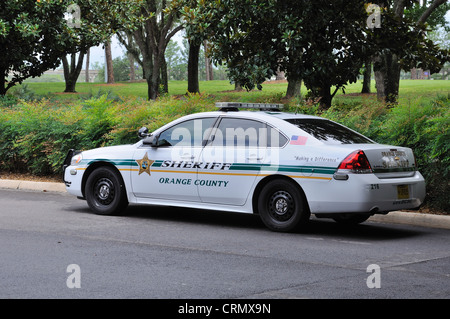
left=377, top=96, right=449, bottom=211
left=0, top=93, right=447, bottom=212
left=0, top=95, right=19, bottom=108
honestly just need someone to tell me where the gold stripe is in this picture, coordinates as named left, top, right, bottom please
left=119, top=168, right=331, bottom=180
left=287, top=175, right=332, bottom=181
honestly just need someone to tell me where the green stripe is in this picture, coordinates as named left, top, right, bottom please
left=81, top=159, right=336, bottom=175
left=230, top=163, right=336, bottom=175
left=84, top=159, right=138, bottom=167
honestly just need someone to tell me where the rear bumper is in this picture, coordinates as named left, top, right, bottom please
left=305, top=171, right=426, bottom=214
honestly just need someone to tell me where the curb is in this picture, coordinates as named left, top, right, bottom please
left=369, top=211, right=450, bottom=230
left=0, top=179, right=66, bottom=193
left=1, top=179, right=449, bottom=230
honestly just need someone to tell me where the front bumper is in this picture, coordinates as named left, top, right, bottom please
left=62, top=149, right=84, bottom=197
left=63, top=165, right=84, bottom=197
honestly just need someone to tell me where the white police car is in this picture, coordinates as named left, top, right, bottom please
left=63, top=103, right=426, bottom=232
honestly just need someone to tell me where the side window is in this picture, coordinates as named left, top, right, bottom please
left=158, top=118, right=216, bottom=147
left=211, top=118, right=267, bottom=147
left=267, top=125, right=288, bottom=148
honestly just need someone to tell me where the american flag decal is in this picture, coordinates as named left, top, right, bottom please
left=290, top=135, right=308, bottom=145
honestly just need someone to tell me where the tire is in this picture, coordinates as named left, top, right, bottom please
left=85, top=166, right=128, bottom=215
left=257, top=179, right=310, bottom=232
left=332, top=213, right=370, bottom=225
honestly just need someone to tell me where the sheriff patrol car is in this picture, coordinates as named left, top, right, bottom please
left=63, top=103, right=426, bottom=232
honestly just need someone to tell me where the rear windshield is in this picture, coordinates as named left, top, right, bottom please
left=285, top=118, right=374, bottom=144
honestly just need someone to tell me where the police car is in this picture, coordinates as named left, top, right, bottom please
left=63, top=102, right=426, bottom=232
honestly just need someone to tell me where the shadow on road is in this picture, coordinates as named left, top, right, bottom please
left=68, top=204, right=426, bottom=241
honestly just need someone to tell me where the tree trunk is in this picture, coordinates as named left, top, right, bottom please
left=0, top=73, right=8, bottom=96
left=317, top=86, right=333, bottom=111
left=187, top=40, right=200, bottom=94
left=128, top=52, right=135, bottom=82
left=276, top=69, right=285, bottom=81
left=411, top=67, right=417, bottom=80
left=374, top=52, right=401, bottom=105
left=105, top=41, right=115, bottom=84
left=160, top=57, right=168, bottom=94
left=204, top=41, right=213, bottom=81
left=62, top=52, right=85, bottom=93
left=85, top=48, right=90, bottom=83
left=148, top=52, right=161, bottom=100
left=361, top=59, right=372, bottom=94
left=285, top=77, right=302, bottom=98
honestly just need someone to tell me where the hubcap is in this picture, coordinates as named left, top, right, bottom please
left=94, top=178, right=115, bottom=205
left=268, top=191, right=294, bottom=222
left=98, top=184, right=110, bottom=200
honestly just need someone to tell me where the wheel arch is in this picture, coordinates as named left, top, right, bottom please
left=252, top=174, right=311, bottom=215
left=81, top=161, right=126, bottom=198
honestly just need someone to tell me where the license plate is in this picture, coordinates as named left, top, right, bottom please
left=397, top=185, right=409, bottom=199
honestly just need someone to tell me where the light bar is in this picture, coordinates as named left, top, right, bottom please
left=215, top=102, right=284, bottom=111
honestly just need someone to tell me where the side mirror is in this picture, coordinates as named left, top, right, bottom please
left=138, top=127, right=150, bottom=139
left=143, top=134, right=159, bottom=147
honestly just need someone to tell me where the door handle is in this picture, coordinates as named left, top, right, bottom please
left=181, top=155, right=195, bottom=160
left=246, top=155, right=263, bottom=161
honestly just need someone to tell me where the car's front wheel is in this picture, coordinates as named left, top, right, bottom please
left=85, top=166, right=128, bottom=215
left=257, top=179, right=310, bottom=232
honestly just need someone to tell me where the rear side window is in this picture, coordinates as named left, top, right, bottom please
left=285, top=118, right=374, bottom=144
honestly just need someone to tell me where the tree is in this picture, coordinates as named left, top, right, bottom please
left=371, top=0, right=450, bottom=103
left=60, top=0, right=143, bottom=92
left=0, top=0, right=74, bottom=95
left=0, top=0, right=144, bottom=95
left=125, top=0, right=184, bottom=100
left=188, top=0, right=372, bottom=109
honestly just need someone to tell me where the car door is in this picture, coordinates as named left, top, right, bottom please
left=131, top=117, right=217, bottom=201
left=198, top=117, right=269, bottom=205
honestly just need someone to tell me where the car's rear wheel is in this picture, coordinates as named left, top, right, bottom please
left=332, top=213, right=371, bottom=225
left=257, top=179, right=310, bottom=232
left=85, top=166, right=128, bottom=215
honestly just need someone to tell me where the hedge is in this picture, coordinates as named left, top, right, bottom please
left=0, top=93, right=448, bottom=212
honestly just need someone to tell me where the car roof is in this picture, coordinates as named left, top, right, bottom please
left=152, top=110, right=328, bottom=136
left=186, top=110, right=324, bottom=121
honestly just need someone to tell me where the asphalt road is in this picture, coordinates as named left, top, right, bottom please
left=1, top=188, right=449, bottom=300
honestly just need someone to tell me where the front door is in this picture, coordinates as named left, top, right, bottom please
left=131, top=117, right=217, bottom=202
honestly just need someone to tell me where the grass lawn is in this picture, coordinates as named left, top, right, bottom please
left=16, top=79, right=449, bottom=105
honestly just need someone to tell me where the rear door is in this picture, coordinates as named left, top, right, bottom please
left=198, top=117, right=269, bottom=205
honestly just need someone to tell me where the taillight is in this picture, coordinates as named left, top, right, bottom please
left=338, top=150, right=372, bottom=174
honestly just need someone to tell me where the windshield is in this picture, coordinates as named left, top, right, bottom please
left=285, top=118, right=374, bottom=144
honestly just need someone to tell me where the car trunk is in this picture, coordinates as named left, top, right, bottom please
left=362, top=146, right=417, bottom=179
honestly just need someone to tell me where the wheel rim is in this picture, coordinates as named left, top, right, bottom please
left=268, top=190, right=295, bottom=222
left=93, top=177, right=115, bottom=206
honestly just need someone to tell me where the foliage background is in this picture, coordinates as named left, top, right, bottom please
left=0, top=82, right=448, bottom=212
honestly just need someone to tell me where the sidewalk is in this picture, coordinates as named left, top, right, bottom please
left=1, top=179, right=449, bottom=230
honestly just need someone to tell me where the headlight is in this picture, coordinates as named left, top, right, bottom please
left=71, top=153, right=83, bottom=166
